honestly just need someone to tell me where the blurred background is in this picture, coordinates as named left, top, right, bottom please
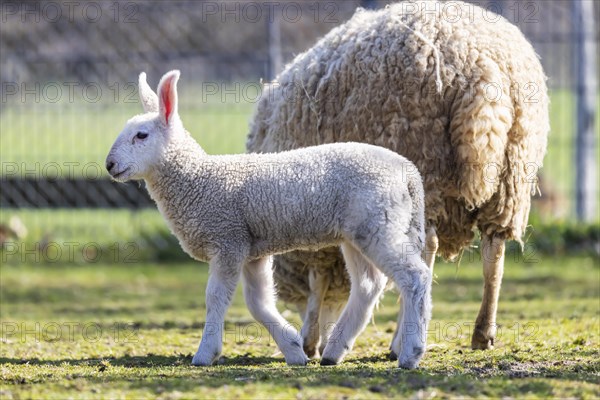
left=0, top=0, right=598, bottom=264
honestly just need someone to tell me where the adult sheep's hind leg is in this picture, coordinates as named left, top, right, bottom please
left=300, top=268, right=330, bottom=358
left=318, top=302, right=345, bottom=356
left=472, top=234, right=505, bottom=350
left=320, top=243, right=387, bottom=366
left=423, top=227, right=439, bottom=271
left=243, top=257, right=308, bottom=365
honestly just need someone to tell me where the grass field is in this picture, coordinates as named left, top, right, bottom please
left=1, top=84, right=598, bottom=398
left=1, top=256, right=598, bottom=399
left=0, top=102, right=254, bottom=177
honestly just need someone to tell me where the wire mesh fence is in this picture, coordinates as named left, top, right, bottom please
left=0, top=0, right=598, bottom=261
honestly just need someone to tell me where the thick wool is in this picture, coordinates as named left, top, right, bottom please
left=145, top=138, right=427, bottom=265
left=247, top=0, right=549, bottom=307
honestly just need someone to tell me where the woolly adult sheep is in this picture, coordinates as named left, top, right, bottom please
left=105, top=70, right=432, bottom=369
left=247, top=0, right=549, bottom=357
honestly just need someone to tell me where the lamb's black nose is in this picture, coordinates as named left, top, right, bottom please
left=106, top=161, right=115, bottom=173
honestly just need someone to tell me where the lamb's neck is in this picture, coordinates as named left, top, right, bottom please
left=144, top=134, right=209, bottom=209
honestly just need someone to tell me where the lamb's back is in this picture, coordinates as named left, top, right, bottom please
left=238, top=143, right=417, bottom=257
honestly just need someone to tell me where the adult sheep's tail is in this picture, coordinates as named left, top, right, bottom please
left=449, top=32, right=549, bottom=242
left=449, top=57, right=514, bottom=211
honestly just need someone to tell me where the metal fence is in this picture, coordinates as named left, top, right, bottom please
left=0, top=0, right=598, bottom=248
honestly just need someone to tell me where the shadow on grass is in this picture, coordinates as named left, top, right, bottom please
left=2, top=351, right=598, bottom=386
left=0, top=353, right=567, bottom=398
left=0, top=354, right=283, bottom=369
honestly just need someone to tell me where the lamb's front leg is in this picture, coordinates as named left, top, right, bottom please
left=192, top=256, right=242, bottom=366
left=243, top=257, right=308, bottom=366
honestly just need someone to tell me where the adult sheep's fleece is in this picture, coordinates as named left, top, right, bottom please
left=247, top=0, right=549, bottom=346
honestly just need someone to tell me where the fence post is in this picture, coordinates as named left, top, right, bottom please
left=573, top=0, right=598, bottom=221
left=267, top=4, right=283, bottom=81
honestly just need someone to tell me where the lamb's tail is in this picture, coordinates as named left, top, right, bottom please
left=405, top=163, right=427, bottom=252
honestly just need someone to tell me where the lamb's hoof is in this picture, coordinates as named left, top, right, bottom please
left=285, top=349, right=309, bottom=366
left=191, top=349, right=220, bottom=366
left=388, top=350, right=398, bottom=361
left=320, top=358, right=338, bottom=366
left=286, top=357, right=309, bottom=366
left=471, top=330, right=495, bottom=350
left=191, top=357, right=214, bottom=367
left=398, top=346, right=424, bottom=369
left=398, top=359, right=419, bottom=369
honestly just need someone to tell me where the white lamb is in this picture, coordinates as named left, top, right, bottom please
left=105, top=70, right=432, bottom=369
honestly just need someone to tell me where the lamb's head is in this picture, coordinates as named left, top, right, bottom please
left=106, top=70, right=183, bottom=182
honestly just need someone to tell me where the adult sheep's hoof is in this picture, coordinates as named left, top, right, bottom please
left=320, top=358, right=338, bottom=366
left=303, top=344, right=318, bottom=359
left=471, top=329, right=495, bottom=350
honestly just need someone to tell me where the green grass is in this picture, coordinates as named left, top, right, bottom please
left=0, top=101, right=253, bottom=178
left=2, top=209, right=598, bottom=268
left=1, top=256, right=598, bottom=399
left=0, top=83, right=598, bottom=397
left=544, top=89, right=600, bottom=217
left=0, top=209, right=171, bottom=265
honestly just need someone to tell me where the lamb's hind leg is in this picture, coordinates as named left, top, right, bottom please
left=390, top=226, right=438, bottom=360
left=395, top=254, right=433, bottom=369
left=320, top=242, right=387, bottom=366
left=472, top=234, right=505, bottom=350
left=359, top=234, right=432, bottom=369
left=301, top=268, right=330, bottom=358
left=243, top=257, right=308, bottom=365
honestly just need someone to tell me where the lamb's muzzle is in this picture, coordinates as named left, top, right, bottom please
left=105, top=70, right=432, bottom=369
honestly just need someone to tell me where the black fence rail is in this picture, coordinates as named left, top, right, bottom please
left=0, top=178, right=153, bottom=209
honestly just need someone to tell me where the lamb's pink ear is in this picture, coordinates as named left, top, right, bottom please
left=139, top=72, right=158, bottom=113
left=157, top=70, right=180, bottom=126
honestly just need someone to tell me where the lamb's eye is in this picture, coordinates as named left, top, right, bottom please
left=136, top=132, right=148, bottom=140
